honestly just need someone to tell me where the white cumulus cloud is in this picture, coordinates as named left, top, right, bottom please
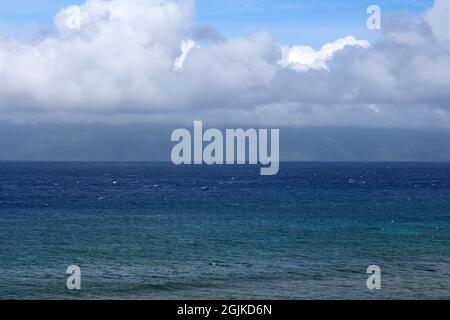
left=0, top=0, right=449, bottom=129
left=174, top=39, right=197, bottom=70
left=279, top=36, right=370, bottom=71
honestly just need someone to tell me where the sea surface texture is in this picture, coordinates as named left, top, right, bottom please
left=0, top=162, right=449, bottom=299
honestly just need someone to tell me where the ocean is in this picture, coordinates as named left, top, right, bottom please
left=0, top=162, right=449, bottom=299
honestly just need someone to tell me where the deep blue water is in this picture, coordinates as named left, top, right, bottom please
left=0, top=162, right=449, bottom=299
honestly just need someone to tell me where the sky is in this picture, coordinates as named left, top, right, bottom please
left=0, top=0, right=449, bottom=160
left=0, top=0, right=434, bottom=46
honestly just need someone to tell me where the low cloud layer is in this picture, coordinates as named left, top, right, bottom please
left=0, top=0, right=449, bottom=128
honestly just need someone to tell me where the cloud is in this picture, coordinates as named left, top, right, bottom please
left=174, top=39, right=197, bottom=70
left=424, top=0, right=450, bottom=48
left=278, top=36, right=370, bottom=71
left=0, top=0, right=449, bottom=129
left=191, top=25, right=224, bottom=42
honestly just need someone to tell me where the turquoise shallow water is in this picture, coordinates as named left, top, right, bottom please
left=0, top=162, right=449, bottom=299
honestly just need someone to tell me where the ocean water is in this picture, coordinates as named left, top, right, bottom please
left=0, top=162, right=449, bottom=300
